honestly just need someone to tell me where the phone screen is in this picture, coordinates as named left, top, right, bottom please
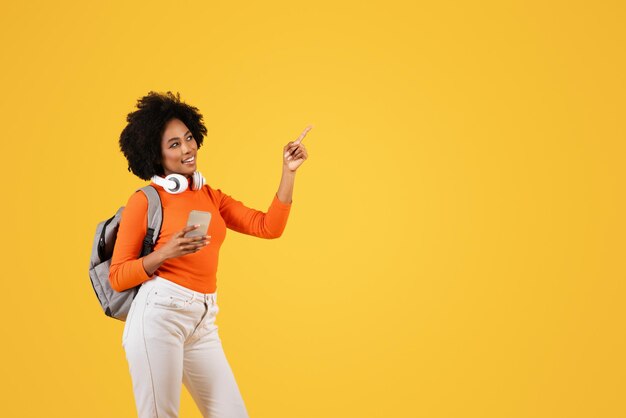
left=185, top=210, right=212, bottom=238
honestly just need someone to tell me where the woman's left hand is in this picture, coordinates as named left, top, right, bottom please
left=283, top=125, right=312, bottom=172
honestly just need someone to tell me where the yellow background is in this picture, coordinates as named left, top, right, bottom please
left=0, top=1, right=624, bottom=417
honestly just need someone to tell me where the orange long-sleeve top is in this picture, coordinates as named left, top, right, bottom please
left=109, top=181, right=292, bottom=293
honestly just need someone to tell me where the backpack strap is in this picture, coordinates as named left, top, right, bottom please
left=138, top=185, right=163, bottom=257
left=97, top=212, right=117, bottom=261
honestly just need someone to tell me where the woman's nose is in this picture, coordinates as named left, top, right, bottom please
left=181, top=141, right=193, bottom=154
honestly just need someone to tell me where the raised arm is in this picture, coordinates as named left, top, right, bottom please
left=217, top=125, right=312, bottom=239
left=218, top=189, right=292, bottom=239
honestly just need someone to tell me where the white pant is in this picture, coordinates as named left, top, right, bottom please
left=122, top=276, right=249, bottom=418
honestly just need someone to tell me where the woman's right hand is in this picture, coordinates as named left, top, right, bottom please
left=158, top=225, right=211, bottom=261
left=140, top=225, right=210, bottom=277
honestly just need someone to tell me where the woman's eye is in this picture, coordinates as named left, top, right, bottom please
left=187, top=136, right=193, bottom=141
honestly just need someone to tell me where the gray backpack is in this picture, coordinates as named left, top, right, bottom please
left=89, top=185, right=163, bottom=321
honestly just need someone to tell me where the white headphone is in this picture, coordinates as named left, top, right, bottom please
left=151, top=171, right=205, bottom=194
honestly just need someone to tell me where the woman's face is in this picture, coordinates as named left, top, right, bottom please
left=160, top=118, right=198, bottom=177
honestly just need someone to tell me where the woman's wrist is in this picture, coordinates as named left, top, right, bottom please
left=277, top=167, right=296, bottom=204
left=282, top=165, right=297, bottom=175
left=156, top=248, right=168, bottom=263
left=142, top=248, right=167, bottom=276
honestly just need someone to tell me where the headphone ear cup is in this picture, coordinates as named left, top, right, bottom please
left=192, top=171, right=205, bottom=190
left=164, top=173, right=188, bottom=194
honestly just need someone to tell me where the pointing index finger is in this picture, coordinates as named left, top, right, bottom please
left=293, top=125, right=313, bottom=145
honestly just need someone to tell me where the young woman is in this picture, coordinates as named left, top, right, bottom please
left=109, top=91, right=310, bottom=418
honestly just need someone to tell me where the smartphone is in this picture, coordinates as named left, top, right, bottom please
left=184, top=210, right=212, bottom=238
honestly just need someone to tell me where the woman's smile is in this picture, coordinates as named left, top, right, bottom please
left=182, top=155, right=196, bottom=165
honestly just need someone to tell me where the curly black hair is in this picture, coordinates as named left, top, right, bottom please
left=119, top=91, right=208, bottom=180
